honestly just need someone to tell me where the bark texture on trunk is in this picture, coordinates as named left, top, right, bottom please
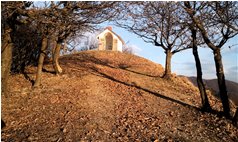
left=34, top=37, right=48, bottom=87
left=213, top=48, right=230, bottom=117
left=191, top=28, right=211, bottom=111
left=163, top=49, right=172, bottom=79
left=52, top=42, right=62, bottom=74
left=1, top=27, right=13, bottom=94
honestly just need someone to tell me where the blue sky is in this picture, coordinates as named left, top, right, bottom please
left=107, top=25, right=238, bottom=83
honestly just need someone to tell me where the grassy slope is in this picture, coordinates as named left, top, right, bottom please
left=2, top=51, right=238, bottom=141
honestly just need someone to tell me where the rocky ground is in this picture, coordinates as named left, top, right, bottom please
left=1, top=51, right=238, bottom=141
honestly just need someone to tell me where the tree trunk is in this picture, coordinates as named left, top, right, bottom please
left=233, top=108, right=238, bottom=126
left=184, top=1, right=231, bottom=118
left=1, top=27, right=13, bottom=94
left=34, top=37, right=48, bottom=87
left=52, top=41, right=62, bottom=74
left=213, top=48, right=230, bottom=118
left=191, top=28, right=211, bottom=111
left=163, top=49, right=172, bottom=79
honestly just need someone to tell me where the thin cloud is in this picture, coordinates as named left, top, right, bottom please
left=128, top=44, right=142, bottom=55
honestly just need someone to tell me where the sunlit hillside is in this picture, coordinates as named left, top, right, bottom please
left=2, top=51, right=238, bottom=141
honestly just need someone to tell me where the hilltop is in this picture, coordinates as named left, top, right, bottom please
left=2, top=51, right=238, bottom=141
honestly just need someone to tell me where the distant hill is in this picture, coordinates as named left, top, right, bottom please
left=187, top=77, right=238, bottom=94
left=187, top=76, right=238, bottom=106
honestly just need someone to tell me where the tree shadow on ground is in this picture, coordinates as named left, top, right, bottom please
left=42, top=68, right=56, bottom=74
left=119, top=64, right=160, bottom=78
left=61, top=53, right=225, bottom=118
left=22, top=71, right=35, bottom=86
left=1, top=119, right=6, bottom=129
left=22, top=67, right=55, bottom=86
left=62, top=52, right=161, bottom=78
left=91, top=66, right=198, bottom=110
left=64, top=57, right=198, bottom=110
left=92, top=66, right=226, bottom=117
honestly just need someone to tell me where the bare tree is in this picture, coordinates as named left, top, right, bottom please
left=183, top=1, right=238, bottom=118
left=179, top=2, right=212, bottom=111
left=50, top=1, right=117, bottom=74
left=114, top=2, right=212, bottom=110
left=1, top=1, right=32, bottom=93
left=189, top=23, right=211, bottom=111
left=116, top=2, right=191, bottom=79
left=122, top=45, right=134, bottom=54
left=1, top=1, right=119, bottom=89
left=7, top=0, right=118, bottom=88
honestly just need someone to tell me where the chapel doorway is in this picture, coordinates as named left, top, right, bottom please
left=105, top=33, right=113, bottom=50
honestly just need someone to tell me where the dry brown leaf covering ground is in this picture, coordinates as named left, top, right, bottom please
left=2, top=51, right=238, bottom=141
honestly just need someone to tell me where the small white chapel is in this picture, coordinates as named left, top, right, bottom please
left=97, top=26, right=125, bottom=52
